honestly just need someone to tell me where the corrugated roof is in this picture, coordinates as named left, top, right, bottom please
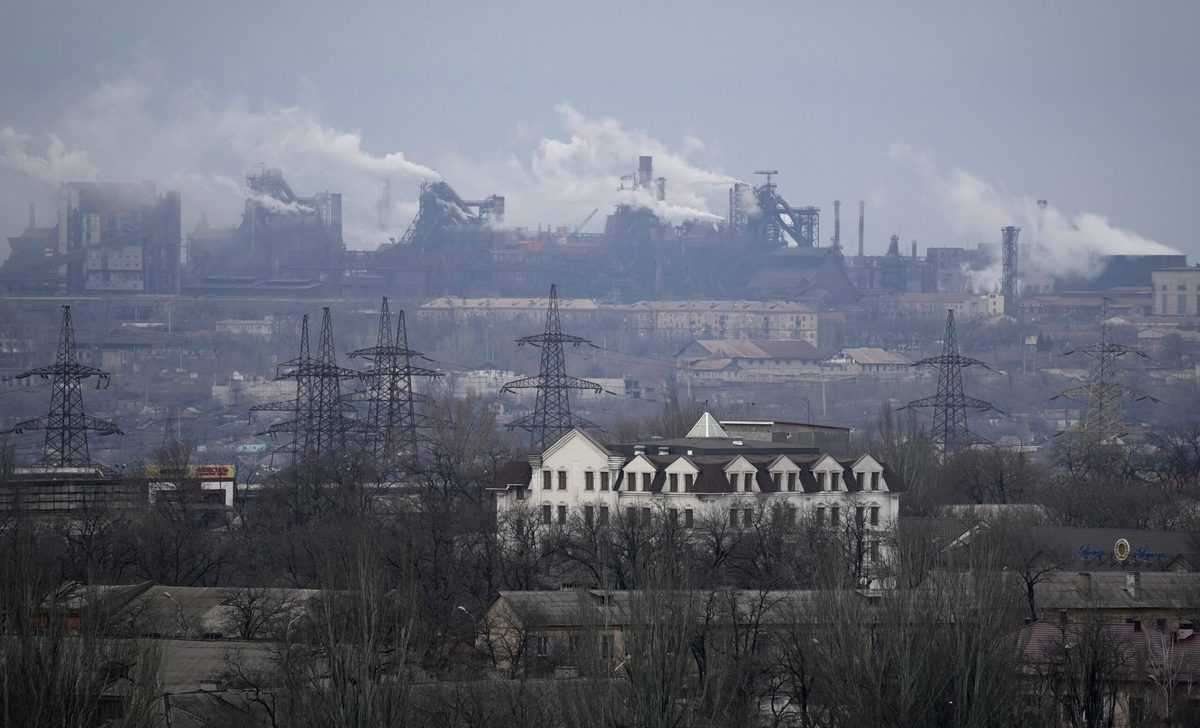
left=841, top=347, right=912, bottom=366
left=693, top=339, right=821, bottom=360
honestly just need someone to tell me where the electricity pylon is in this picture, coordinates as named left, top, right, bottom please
left=1052, top=299, right=1154, bottom=446
left=900, top=309, right=999, bottom=454
left=346, top=297, right=442, bottom=477
left=2, top=305, right=122, bottom=467
left=501, top=284, right=604, bottom=450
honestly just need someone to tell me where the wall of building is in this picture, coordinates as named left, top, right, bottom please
left=1152, top=270, right=1200, bottom=317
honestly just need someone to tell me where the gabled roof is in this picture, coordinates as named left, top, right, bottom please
left=686, top=412, right=729, bottom=439
left=543, top=427, right=610, bottom=461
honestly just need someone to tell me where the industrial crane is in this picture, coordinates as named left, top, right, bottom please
left=574, top=208, right=600, bottom=235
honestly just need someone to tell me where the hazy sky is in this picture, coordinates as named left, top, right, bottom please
left=1, top=0, right=1196, bottom=264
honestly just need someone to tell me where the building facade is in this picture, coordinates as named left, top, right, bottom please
left=1152, top=269, right=1200, bottom=317
left=490, top=415, right=904, bottom=556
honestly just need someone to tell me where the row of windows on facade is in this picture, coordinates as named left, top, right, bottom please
left=537, top=503, right=881, bottom=529
left=538, top=468, right=882, bottom=494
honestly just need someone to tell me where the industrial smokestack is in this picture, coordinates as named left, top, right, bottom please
left=911, top=239, right=918, bottom=259
left=857, top=201, right=865, bottom=257
left=833, top=200, right=841, bottom=249
left=638, top=156, right=653, bottom=189
left=1001, top=226, right=1021, bottom=317
left=655, top=177, right=666, bottom=202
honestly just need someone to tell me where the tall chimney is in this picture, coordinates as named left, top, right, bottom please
left=833, top=200, right=841, bottom=249
left=655, top=177, right=666, bottom=202
left=911, top=239, right=918, bottom=259
left=638, top=156, right=653, bottom=189
left=857, top=201, right=865, bottom=257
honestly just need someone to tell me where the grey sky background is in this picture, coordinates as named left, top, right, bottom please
left=0, top=0, right=1196, bottom=267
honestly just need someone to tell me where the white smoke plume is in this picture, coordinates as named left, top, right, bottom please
left=0, top=68, right=438, bottom=252
left=0, top=126, right=98, bottom=185
left=889, top=142, right=1177, bottom=290
left=436, top=103, right=738, bottom=231
left=0, top=69, right=736, bottom=255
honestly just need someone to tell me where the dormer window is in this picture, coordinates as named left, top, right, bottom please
left=817, top=472, right=827, bottom=490
left=743, top=472, right=755, bottom=492
left=773, top=472, right=782, bottom=489
left=641, top=472, right=651, bottom=492
left=871, top=472, right=881, bottom=491
left=684, top=473, right=694, bottom=492
left=669, top=473, right=679, bottom=493
left=787, top=472, right=797, bottom=492
left=832, top=472, right=841, bottom=491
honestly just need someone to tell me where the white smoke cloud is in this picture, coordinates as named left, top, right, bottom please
left=0, top=126, right=97, bottom=184
left=435, top=103, right=737, bottom=230
left=0, top=68, right=439, bottom=250
left=0, top=70, right=735, bottom=254
left=889, top=142, right=1176, bottom=290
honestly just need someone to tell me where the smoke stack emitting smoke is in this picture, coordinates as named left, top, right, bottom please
left=0, top=71, right=737, bottom=251
left=887, top=142, right=1177, bottom=290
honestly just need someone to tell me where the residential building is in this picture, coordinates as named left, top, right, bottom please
left=490, top=413, right=904, bottom=556
left=825, top=347, right=913, bottom=376
left=675, top=339, right=826, bottom=384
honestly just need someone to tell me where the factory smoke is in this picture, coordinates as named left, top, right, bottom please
left=0, top=67, right=439, bottom=254
left=889, top=142, right=1177, bottom=290
left=0, top=71, right=735, bottom=255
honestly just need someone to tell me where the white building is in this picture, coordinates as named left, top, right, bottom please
left=490, top=414, right=904, bottom=562
left=1152, top=269, right=1200, bottom=317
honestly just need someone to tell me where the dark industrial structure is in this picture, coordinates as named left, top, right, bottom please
left=1, top=183, right=181, bottom=294
left=501, top=285, right=604, bottom=450
left=1001, top=225, right=1020, bottom=317
left=1, top=305, right=122, bottom=466
left=901, top=309, right=999, bottom=453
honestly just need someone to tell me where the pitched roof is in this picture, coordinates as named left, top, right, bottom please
left=492, top=460, right=532, bottom=490
left=688, top=339, right=821, bottom=360
left=686, top=412, right=729, bottom=439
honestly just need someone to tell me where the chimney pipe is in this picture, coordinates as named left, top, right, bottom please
left=911, top=240, right=918, bottom=259
left=655, top=177, right=666, bottom=202
left=833, top=200, right=841, bottom=249
left=638, top=156, right=653, bottom=189
left=857, top=201, right=865, bottom=257
left=28, top=202, right=36, bottom=231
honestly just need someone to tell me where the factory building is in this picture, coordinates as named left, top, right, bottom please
left=1152, top=268, right=1200, bottom=317
left=1, top=183, right=181, bottom=294
left=186, top=168, right=343, bottom=293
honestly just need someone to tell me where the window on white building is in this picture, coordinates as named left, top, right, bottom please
left=599, top=506, right=610, bottom=525
left=641, top=472, right=651, bottom=492
left=831, top=506, right=841, bottom=526
left=871, top=471, right=880, bottom=491
left=685, top=509, right=694, bottom=528
left=600, top=471, right=610, bottom=491
left=542, top=471, right=552, bottom=490
left=585, top=505, right=594, bottom=526
left=557, top=505, right=567, bottom=525
left=685, top=473, right=695, bottom=491
left=870, top=506, right=880, bottom=526
left=669, top=473, right=679, bottom=492
left=541, top=505, right=551, bottom=525
left=816, top=506, right=826, bottom=526
left=787, top=472, right=797, bottom=492
left=585, top=471, right=594, bottom=491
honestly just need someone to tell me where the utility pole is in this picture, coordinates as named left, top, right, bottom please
left=347, top=297, right=442, bottom=477
left=900, top=309, right=1000, bottom=454
left=2, top=306, right=122, bottom=467
left=501, top=284, right=604, bottom=450
left=1051, top=299, right=1154, bottom=447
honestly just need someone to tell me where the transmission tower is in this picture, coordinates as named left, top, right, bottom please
left=900, top=309, right=1000, bottom=454
left=1051, top=299, right=1153, bottom=447
left=501, top=284, right=604, bottom=450
left=346, top=297, right=442, bottom=476
left=250, top=308, right=358, bottom=464
left=2, top=305, right=122, bottom=466
left=1001, top=225, right=1020, bottom=317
